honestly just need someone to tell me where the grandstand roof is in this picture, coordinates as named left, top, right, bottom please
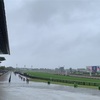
left=0, top=0, right=10, bottom=54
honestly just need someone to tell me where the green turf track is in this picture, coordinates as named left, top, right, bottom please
left=26, top=72, right=100, bottom=83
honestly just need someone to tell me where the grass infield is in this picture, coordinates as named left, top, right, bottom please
left=26, top=71, right=100, bottom=89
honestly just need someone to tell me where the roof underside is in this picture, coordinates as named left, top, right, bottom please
left=0, top=57, right=5, bottom=61
left=0, top=0, right=10, bottom=54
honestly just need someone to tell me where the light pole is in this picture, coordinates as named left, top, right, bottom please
left=31, top=65, right=33, bottom=70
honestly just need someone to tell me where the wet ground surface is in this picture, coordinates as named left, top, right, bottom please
left=0, top=72, right=100, bottom=100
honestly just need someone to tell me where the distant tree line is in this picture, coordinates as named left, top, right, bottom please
left=0, top=66, right=14, bottom=71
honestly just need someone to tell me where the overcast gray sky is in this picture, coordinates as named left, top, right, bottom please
left=2, top=0, right=100, bottom=69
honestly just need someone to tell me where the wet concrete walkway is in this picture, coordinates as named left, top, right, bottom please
left=0, top=72, right=100, bottom=100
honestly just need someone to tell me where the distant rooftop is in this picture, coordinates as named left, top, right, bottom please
left=0, top=0, right=10, bottom=54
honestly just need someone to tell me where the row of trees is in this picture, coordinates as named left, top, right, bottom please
left=0, top=66, right=14, bottom=70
